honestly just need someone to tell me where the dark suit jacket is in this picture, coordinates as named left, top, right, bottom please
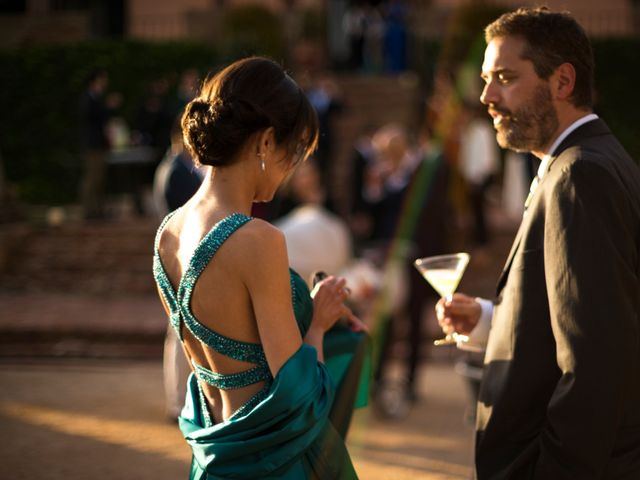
left=476, top=119, right=640, bottom=479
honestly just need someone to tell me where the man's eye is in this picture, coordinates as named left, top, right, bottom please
left=498, top=74, right=513, bottom=84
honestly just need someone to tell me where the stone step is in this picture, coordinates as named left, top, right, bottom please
left=1, top=220, right=158, bottom=294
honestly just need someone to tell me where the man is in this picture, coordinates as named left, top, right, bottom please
left=78, top=68, right=118, bottom=219
left=437, top=7, right=640, bottom=479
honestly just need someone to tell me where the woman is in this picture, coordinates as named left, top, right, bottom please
left=153, top=57, right=367, bottom=479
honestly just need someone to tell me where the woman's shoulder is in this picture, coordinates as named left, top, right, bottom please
left=233, top=217, right=288, bottom=259
left=229, top=218, right=292, bottom=291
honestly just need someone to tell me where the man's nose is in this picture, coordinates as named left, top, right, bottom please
left=480, top=81, right=497, bottom=105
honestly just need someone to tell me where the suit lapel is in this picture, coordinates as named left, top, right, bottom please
left=495, top=215, right=524, bottom=296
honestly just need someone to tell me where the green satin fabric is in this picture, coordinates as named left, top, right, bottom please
left=324, top=324, right=371, bottom=410
left=180, top=345, right=358, bottom=479
left=291, top=269, right=370, bottom=414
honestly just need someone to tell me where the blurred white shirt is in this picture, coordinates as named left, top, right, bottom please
left=275, top=205, right=352, bottom=287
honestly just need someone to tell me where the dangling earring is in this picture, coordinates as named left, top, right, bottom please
left=258, top=153, right=266, bottom=172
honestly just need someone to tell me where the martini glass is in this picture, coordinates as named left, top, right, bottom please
left=414, top=252, right=470, bottom=346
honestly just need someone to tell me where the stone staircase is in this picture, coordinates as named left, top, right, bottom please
left=0, top=219, right=157, bottom=295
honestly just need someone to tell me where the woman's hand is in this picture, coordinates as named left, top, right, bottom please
left=310, top=276, right=352, bottom=333
left=306, top=275, right=369, bottom=362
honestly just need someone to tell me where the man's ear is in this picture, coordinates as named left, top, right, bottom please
left=553, top=63, right=577, bottom=101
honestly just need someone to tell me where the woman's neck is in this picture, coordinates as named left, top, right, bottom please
left=195, top=164, right=256, bottom=217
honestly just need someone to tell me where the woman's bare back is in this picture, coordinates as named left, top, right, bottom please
left=156, top=207, right=270, bottom=422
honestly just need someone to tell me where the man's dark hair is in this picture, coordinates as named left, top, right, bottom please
left=485, top=7, right=594, bottom=109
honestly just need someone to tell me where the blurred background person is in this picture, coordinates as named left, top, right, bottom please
left=275, top=159, right=352, bottom=287
left=302, top=71, right=344, bottom=212
left=78, top=68, right=121, bottom=220
left=132, top=76, right=173, bottom=159
left=365, top=123, right=418, bottom=243
left=458, top=100, right=500, bottom=257
left=368, top=124, right=451, bottom=415
left=382, top=0, right=408, bottom=74
left=153, top=121, right=204, bottom=218
left=170, top=68, right=200, bottom=123
left=343, top=0, right=369, bottom=72
left=346, top=124, right=379, bottom=250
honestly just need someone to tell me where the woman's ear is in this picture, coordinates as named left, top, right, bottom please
left=553, top=62, right=577, bottom=101
left=256, top=127, right=276, bottom=157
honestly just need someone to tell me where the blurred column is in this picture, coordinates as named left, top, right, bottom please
left=327, top=0, right=350, bottom=68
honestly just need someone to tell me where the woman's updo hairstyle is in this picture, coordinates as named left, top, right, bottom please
left=181, top=57, right=318, bottom=168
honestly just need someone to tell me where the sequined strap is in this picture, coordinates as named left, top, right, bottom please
left=289, top=269, right=314, bottom=336
left=196, top=380, right=214, bottom=428
left=178, top=213, right=252, bottom=291
left=195, top=373, right=272, bottom=426
left=153, top=211, right=182, bottom=338
left=228, top=383, right=271, bottom=420
left=154, top=210, right=178, bottom=253
left=177, top=214, right=267, bottom=364
left=192, top=361, right=271, bottom=390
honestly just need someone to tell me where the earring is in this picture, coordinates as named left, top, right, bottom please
left=258, top=153, right=265, bottom=172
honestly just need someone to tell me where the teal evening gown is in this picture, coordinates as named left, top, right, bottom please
left=153, top=213, right=369, bottom=479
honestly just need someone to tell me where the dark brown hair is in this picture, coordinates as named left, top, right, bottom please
left=485, top=7, right=594, bottom=109
left=181, top=57, right=318, bottom=167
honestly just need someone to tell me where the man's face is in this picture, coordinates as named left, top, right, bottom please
left=480, top=35, right=559, bottom=155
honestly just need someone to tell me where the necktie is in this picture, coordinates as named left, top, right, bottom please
left=523, top=175, right=539, bottom=212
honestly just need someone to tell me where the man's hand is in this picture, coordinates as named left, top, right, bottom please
left=435, top=293, right=481, bottom=336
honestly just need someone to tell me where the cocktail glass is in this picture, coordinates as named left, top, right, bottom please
left=414, top=252, right=470, bottom=346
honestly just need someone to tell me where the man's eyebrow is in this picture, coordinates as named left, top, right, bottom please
left=481, top=68, right=515, bottom=79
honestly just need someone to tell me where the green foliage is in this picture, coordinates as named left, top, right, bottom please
left=592, top=38, right=640, bottom=164
left=1, top=34, right=638, bottom=205
left=0, top=41, right=219, bottom=203
left=220, top=5, right=285, bottom=62
left=438, top=2, right=507, bottom=71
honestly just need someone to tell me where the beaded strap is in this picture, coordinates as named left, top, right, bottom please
left=153, top=211, right=183, bottom=338
left=193, top=362, right=271, bottom=390
left=177, top=214, right=267, bottom=364
left=290, top=269, right=314, bottom=335
left=196, top=380, right=214, bottom=428
left=228, top=383, right=271, bottom=420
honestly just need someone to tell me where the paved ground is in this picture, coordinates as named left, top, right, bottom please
left=0, top=206, right=517, bottom=479
left=0, top=357, right=474, bottom=480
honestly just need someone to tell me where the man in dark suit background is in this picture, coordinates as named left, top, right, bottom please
left=437, top=7, right=640, bottom=479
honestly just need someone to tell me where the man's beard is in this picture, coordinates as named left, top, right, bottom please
left=493, top=84, right=559, bottom=153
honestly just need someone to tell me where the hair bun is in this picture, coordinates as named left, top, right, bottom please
left=181, top=99, right=226, bottom=166
left=180, top=57, right=318, bottom=168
